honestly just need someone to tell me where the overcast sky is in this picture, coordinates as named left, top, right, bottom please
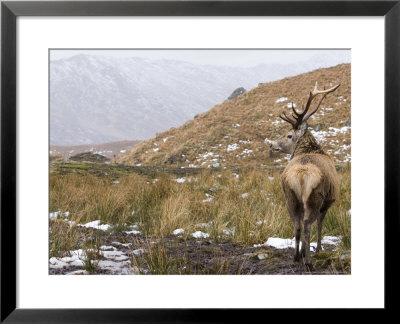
left=50, top=49, right=350, bottom=67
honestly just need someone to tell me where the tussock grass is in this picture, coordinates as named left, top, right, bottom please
left=50, top=166, right=351, bottom=249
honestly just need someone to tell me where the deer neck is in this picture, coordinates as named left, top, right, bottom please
left=291, top=131, right=325, bottom=158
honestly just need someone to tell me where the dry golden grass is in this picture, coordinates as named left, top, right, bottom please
left=115, top=64, right=351, bottom=168
left=50, top=166, right=351, bottom=251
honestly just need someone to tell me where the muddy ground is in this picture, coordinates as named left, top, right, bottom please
left=49, top=227, right=350, bottom=275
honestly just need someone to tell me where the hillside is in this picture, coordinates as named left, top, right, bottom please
left=50, top=54, right=349, bottom=145
left=115, top=64, right=351, bottom=169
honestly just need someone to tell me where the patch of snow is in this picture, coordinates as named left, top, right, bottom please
left=321, top=236, right=342, bottom=245
left=227, top=144, right=239, bottom=152
left=94, top=260, right=132, bottom=274
left=64, top=219, right=75, bottom=227
left=241, top=193, right=249, bottom=199
left=202, top=193, right=214, bottom=203
left=172, top=228, right=184, bottom=235
left=276, top=97, right=288, bottom=103
left=120, top=150, right=126, bottom=154
left=66, top=270, right=89, bottom=275
left=239, top=139, right=252, bottom=144
left=125, top=230, right=141, bottom=235
left=111, top=242, right=132, bottom=248
left=191, top=231, right=210, bottom=239
left=153, top=148, right=159, bottom=152
left=240, top=149, right=253, bottom=155
left=175, top=177, right=186, bottom=183
left=132, top=249, right=145, bottom=256
left=287, top=102, right=297, bottom=108
left=254, top=235, right=342, bottom=251
left=79, top=220, right=111, bottom=231
left=232, top=123, right=240, bottom=128
left=222, top=228, right=235, bottom=236
left=49, top=210, right=70, bottom=219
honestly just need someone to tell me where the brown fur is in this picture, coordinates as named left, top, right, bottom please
left=281, top=130, right=339, bottom=270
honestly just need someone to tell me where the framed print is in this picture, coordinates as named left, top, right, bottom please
left=1, top=0, right=399, bottom=321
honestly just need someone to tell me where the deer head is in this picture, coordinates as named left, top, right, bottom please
left=269, top=82, right=340, bottom=155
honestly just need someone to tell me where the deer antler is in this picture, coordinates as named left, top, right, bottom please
left=279, top=82, right=340, bottom=129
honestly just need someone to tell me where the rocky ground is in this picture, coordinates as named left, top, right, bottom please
left=49, top=226, right=351, bottom=276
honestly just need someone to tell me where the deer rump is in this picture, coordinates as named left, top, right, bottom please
left=283, top=163, right=323, bottom=206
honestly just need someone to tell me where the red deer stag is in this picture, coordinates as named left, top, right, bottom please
left=269, top=82, right=340, bottom=271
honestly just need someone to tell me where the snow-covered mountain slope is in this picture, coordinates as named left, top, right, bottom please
left=50, top=53, right=349, bottom=145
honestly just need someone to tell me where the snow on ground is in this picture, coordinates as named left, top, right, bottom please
left=49, top=210, right=70, bottom=219
left=175, top=177, right=186, bottom=183
left=256, top=220, right=267, bottom=225
left=222, top=228, right=235, bottom=236
left=254, top=236, right=342, bottom=251
left=202, top=193, right=214, bottom=203
left=112, top=242, right=132, bottom=248
left=237, top=148, right=253, bottom=157
left=287, top=102, right=297, bottom=109
left=321, top=236, right=342, bottom=245
left=66, top=270, right=89, bottom=275
left=125, top=230, right=142, bottom=235
left=311, top=126, right=351, bottom=143
left=79, top=220, right=111, bottom=231
left=191, top=231, right=210, bottom=239
left=50, top=246, right=140, bottom=275
left=172, top=228, right=184, bottom=235
left=227, top=143, right=239, bottom=152
left=239, top=139, right=252, bottom=144
left=276, top=97, right=288, bottom=103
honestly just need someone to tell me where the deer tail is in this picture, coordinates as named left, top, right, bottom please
left=285, top=164, right=322, bottom=205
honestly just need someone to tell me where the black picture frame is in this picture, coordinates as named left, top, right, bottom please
left=1, top=0, right=398, bottom=322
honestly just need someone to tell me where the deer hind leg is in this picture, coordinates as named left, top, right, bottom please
left=316, top=210, right=327, bottom=253
left=316, top=199, right=334, bottom=253
left=303, top=207, right=319, bottom=272
left=293, top=219, right=301, bottom=262
left=285, top=190, right=302, bottom=262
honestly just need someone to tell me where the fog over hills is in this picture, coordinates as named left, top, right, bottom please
left=50, top=53, right=349, bottom=145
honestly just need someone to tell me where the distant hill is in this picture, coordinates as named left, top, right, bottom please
left=115, top=64, right=351, bottom=168
left=50, top=53, right=349, bottom=145
left=50, top=140, right=141, bottom=159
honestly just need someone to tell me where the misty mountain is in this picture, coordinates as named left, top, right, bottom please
left=50, top=53, right=349, bottom=145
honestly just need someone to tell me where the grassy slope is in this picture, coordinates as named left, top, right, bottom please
left=115, top=64, right=351, bottom=168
